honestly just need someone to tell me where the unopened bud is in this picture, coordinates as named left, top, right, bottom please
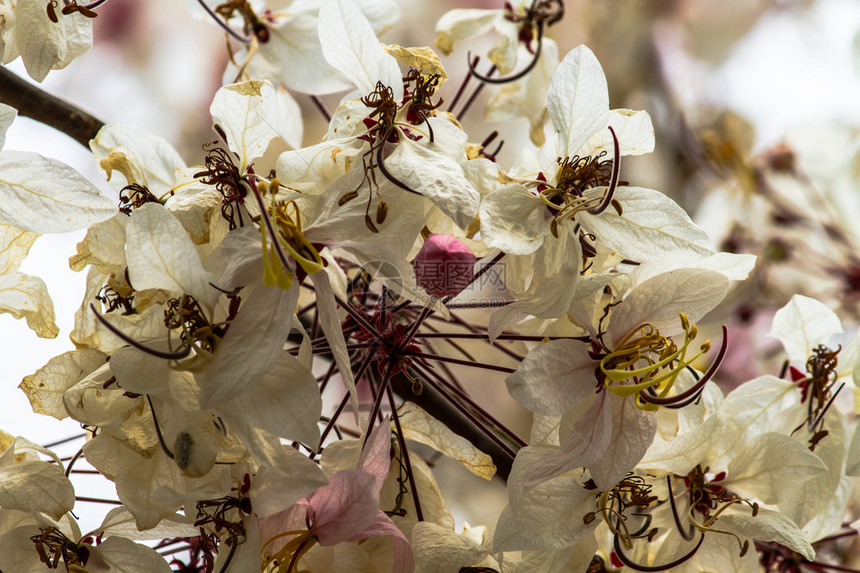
left=413, top=234, right=476, bottom=299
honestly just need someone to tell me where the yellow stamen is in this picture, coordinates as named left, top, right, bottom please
left=261, top=529, right=318, bottom=573
left=261, top=223, right=294, bottom=290
left=597, top=489, right=634, bottom=549
left=688, top=499, right=755, bottom=557
left=600, top=314, right=711, bottom=410
left=273, top=201, right=324, bottom=275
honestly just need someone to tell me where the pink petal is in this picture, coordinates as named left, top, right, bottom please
left=358, top=416, right=393, bottom=491
left=309, top=470, right=379, bottom=546
left=257, top=503, right=308, bottom=555
left=347, top=510, right=415, bottom=573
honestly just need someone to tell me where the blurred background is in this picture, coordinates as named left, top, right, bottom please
left=5, top=0, right=860, bottom=535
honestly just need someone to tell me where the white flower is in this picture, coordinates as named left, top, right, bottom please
left=506, top=267, right=730, bottom=488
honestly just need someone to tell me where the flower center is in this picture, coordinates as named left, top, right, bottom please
left=261, top=529, right=318, bottom=573
left=599, top=314, right=710, bottom=410
left=261, top=199, right=323, bottom=290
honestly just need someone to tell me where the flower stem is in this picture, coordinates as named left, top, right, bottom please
left=386, top=385, right=424, bottom=521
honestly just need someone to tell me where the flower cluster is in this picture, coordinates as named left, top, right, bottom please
left=1, top=1, right=860, bottom=572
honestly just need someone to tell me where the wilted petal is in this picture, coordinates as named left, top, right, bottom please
left=348, top=510, right=414, bottom=573
left=586, top=397, right=656, bottom=489
left=434, top=9, right=503, bottom=56
left=0, top=103, right=15, bottom=150
left=398, top=402, right=496, bottom=479
left=479, top=184, right=548, bottom=255
left=720, top=505, right=815, bottom=562
left=385, top=134, right=480, bottom=230
left=210, top=80, right=299, bottom=169
left=96, top=506, right=198, bottom=541
left=725, top=432, right=827, bottom=505
left=311, top=272, right=357, bottom=411
left=19, top=348, right=106, bottom=420
left=91, top=125, right=186, bottom=195
left=357, top=417, right=392, bottom=490
left=577, top=186, right=715, bottom=264
left=0, top=271, right=59, bottom=338
left=608, top=268, right=729, bottom=340
left=494, top=475, right=595, bottom=552
left=640, top=413, right=724, bottom=476
left=585, top=108, right=655, bottom=157
left=219, top=352, right=323, bottom=450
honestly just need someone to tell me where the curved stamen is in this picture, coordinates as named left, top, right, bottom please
left=147, top=395, right=175, bottom=460
left=809, top=381, right=845, bottom=431
left=690, top=502, right=752, bottom=557
left=466, top=24, right=545, bottom=85
left=216, top=541, right=238, bottom=573
left=612, top=527, right=704, bottom=572
left=91, top=304, right=192, bottom=361
left=81, top=0, right=109, bottom=9
left=376, top=143, right=422, bottom=195
left=587, top=125, right=621, bottom=215
left=638, top=326, right=728, bottom=408
left=412, top=109, right=436, bottom=143
left=194, top=0, right=252, bottom=44
left=666, top=475, right=696, bottom=541
left=64, top=447, right=85, bottom=478
left=262, top=530, right=317, bottom=572
left=245, top=181, right=297, bottom=288
left=627, top=512, right=654, bottom=539
left=272, top=201, right=324, bottom=275
left=208, top=282, right=241, bottom=295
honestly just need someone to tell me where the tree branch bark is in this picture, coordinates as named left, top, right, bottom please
left=392, top=371, right=516, bottom=480
left=0, top=66, right=104, bottom=148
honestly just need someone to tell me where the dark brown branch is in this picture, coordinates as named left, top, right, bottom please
left=391, top=370, right=516, bottom=480
left=0, top=66, right=104, bottom=148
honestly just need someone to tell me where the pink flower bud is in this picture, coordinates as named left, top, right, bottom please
left=413, top=234, right=476, bottom=299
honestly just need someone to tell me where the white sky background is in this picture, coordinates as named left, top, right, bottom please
left=3, top=0, right=860, bottom=532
